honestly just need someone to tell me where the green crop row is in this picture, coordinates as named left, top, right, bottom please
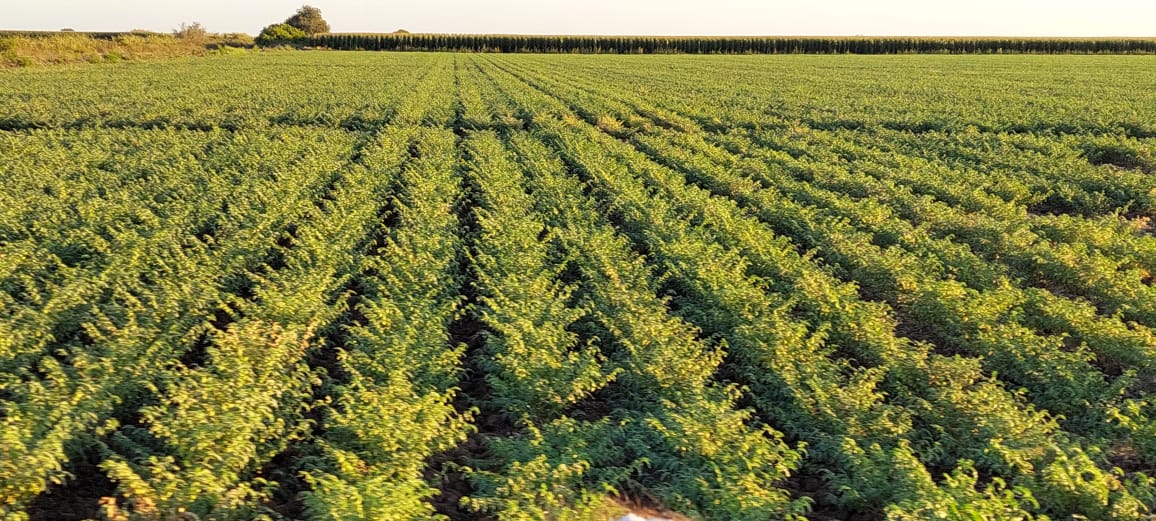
left=2, top=52, right=1155, bottom=521
left=309, top=34, right=1156, bottom=55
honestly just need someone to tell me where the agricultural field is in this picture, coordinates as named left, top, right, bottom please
left=1, top=52, right=1156, bottom=521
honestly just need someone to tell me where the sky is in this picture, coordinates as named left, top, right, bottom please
left=4, top=0, right=1155, bottom=37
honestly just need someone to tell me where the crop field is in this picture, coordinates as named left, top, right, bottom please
left=2, top=52, right=1156, bottom=521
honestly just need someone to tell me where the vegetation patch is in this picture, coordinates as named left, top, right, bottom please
left=0, top=29, right=251, bottom=67
left=1084, top=142, right=1155, bottom=173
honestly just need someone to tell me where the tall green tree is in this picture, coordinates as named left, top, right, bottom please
left=285, top=5, right=330, bottom=35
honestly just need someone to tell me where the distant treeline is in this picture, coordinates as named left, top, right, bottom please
left=0, top=30, right=156, bottom=39
left=308, top=34, right=1156, bottom=54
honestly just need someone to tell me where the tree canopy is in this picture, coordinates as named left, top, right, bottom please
left=256, top=23, right=306, bottom=46
left=284, top=5, right=330, bottom=35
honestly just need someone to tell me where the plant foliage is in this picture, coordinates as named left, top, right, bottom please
left=1, top=52, right=1155, bottom=521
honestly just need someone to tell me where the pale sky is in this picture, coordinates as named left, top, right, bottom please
left=4, top=0, right=1155, bottom=37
